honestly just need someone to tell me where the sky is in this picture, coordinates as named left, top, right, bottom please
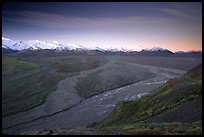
left=2, top=2, right=202, bottom=52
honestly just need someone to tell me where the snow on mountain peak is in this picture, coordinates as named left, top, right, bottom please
left=150, top=47, right=167, bottom=51
left=52, top=41, right=59, bottom=44
left=66, top=43, right=83, bottom=50
left=35, top=40, right=41, bottom=43
left=2, top=37, right=175, bottom=53
left=106, top=47, right=122, bottom=52
left=94, top=46, right=106, bottom=51
left=143, top=47, right=167, bottom=51
left=2, top=37, right=11, bottom=41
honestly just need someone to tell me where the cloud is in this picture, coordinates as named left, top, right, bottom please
left=161, top=8, right=190, bottom=17
left=158, top=7, right=201, bottom=21
left=4, top=10, right=201, bottom=43
left=3, top=10, right=178, bottom=29
left=3, top=10, right=201, bottom=36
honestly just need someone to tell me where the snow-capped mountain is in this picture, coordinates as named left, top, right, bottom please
left=144, top=47, right=168, bottom=51
left=26, top=40, right=58, bottom=50
left=173, top=50, right=202, bottom=58
left=2, top=37, right=202, bottom=58
left=2, top=37, right=16, bottom=48
left=51, top=41, right=84, bottom=50
left=2, top=37, right=30, bottom=51
left=139, top=47, right=174, bottom=56
left=2, top=37, right=84, bottom=51
left=106, top=47, right=122, bottom=52
left=93, top=46, right=107, bottom=52
left=174, top=51, right=186, bottom=53
left=65, top=43, right=85, bottom=50
left=2, top=37, right=169, bottom=53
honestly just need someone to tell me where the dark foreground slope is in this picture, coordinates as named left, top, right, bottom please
left=20, top=64, right=202, bottom=135
left=100, top=64, right=202, bottom=135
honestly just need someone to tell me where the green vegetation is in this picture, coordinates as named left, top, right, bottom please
left=100, top=64, right=202, bottom=135
left=53, top=56, right=107, bottom=73
left=19, top=89, right=53, bottom=112
left=103, top=80, right=201, bottom=125
left=2, top=56, right=39, bottom=75
left=2, top=56, right=108, bottom=116
left=2, top=70, right=66, bottom=116
left=102, top=121, right=202, bottom=135
left=75, top=63, right=156, bottom=97
left=75, top=71, right=101, bottom=97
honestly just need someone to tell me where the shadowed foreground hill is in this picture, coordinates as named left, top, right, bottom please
left=101, top=64, right=202, bottom=135
left=21, top=64, right=202, bottom=135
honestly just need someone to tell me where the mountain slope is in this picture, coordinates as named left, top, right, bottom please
left=2, top=47, right=18, bottom=54
left=2, top=37, right=29, bottom=51
left=138, top=47, right=174, bottom=56
left=2, top=37, right=202, bottom=57
left=174, top=51, right=202, bottom=58
left=101, top=64, right=202, bottom=135
left=2, top=37, right=82, bottom=51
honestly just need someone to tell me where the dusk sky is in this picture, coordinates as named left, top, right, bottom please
left=2, top=2, right=202, bottom=52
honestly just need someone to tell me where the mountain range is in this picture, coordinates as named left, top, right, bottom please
left=2, top=37, right=202, bottom=57
left=2, top=37, right=85, bottom=51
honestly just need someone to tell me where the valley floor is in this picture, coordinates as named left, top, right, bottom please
left=2, top=58, right=186, bottom=135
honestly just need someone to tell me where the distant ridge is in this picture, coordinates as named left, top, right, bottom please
left=2, top=37, right=202, bottom=58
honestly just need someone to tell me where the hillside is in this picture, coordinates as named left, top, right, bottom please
left=100, top=64, right=202, bottom=135
left=20, top=63, right=202, bottom=135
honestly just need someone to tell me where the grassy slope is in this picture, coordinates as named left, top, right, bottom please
left=100, top=64, right=202, bottom=135
left=75, top=63, right=156, bottom=97
left=52, top=56, right=107, bottom=74
left=2, top=56, right=39, bottom=75
left=2, top=69, right=67, bottom=116
left=2, top=56, right=108, bottom=116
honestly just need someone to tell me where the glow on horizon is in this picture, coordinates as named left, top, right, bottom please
left=2, top=2, right=202, bottom=52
